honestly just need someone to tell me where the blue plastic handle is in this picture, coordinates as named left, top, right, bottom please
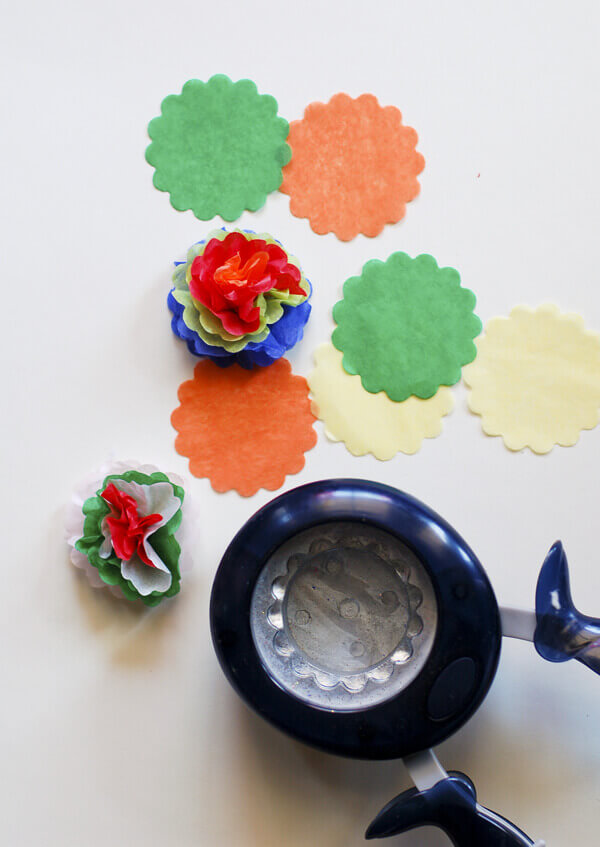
left=535, top=541, right=600, bottom=674
left=365, top=772, right=537, bottom=845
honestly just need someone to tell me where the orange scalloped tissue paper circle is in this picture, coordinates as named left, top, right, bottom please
left=171, top=359, right=317, bottom=497
left=280, top=93, right=424, bottom=241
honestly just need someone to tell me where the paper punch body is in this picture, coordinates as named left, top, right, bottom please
left=211, top=479, right=595, bottom=846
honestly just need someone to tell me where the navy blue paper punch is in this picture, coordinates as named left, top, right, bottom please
left=211, top=480, right=594, bottom=846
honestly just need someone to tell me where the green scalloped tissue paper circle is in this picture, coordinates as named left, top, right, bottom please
left=146, top=75, right=291, bottom=222
left=331, top=252, right=481, bottom=402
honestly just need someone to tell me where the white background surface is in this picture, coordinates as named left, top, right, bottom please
left=2, top=1, right=600, bottom=844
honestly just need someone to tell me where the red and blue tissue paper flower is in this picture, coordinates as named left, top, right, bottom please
left=168, top=229, right=312, bottom=369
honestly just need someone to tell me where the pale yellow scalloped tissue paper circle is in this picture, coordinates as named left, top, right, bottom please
left=308, top=343, right=454, bottom=460
left=463, top=304, right=600, bottom=454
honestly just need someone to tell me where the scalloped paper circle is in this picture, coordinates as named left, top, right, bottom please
left=171, top=358, right=317, bottom=496
left=332, top=252, right=481, bottom=402
left=146, top=75, right=290, bottom=222
left=280, top=93, right=424, bottom=241
left=463, top=304, right=600, bottom=453
left=309, top=343, right=454, bottom=459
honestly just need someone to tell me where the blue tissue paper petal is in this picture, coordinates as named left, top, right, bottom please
left=167, top=284, right=312, bottom=369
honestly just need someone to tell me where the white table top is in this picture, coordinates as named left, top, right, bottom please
left=3, top=1, right=600, bottom=844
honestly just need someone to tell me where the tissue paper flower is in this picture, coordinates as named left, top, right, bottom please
left=309, top=343, right=454, bottom=459
left=65, top=462, right=187, bottom=606
left=332, top=252, right=481, bottom=402
left=171, top=358, right=317, bottom=496
left=280, top=93, right=424, bottom=241
left=146, top=75, right=290, bottom=221
left=169, top=229, right=312, bottom=368
left=463, top=304, right=600, bottom=453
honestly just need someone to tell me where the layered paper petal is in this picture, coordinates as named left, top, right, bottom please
left=169, top=229, right=311, bottom=368
left=188, top=231, right=305, bottom=335
left=66, top=463, right=187, bottom=606
left=121, top=553, right=172, bottom=597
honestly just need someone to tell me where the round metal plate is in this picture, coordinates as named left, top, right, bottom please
left=250, top=522, right=438, bottom=710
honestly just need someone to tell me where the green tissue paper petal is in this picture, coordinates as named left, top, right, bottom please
left=146, top=75, right=290, bottom=222
left=332, top=252, right=481, bottom=401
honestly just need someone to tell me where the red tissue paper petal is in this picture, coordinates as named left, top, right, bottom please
left=188, top=232, right=305, bottom=337
left=101, top=483, right=162, bottom=566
